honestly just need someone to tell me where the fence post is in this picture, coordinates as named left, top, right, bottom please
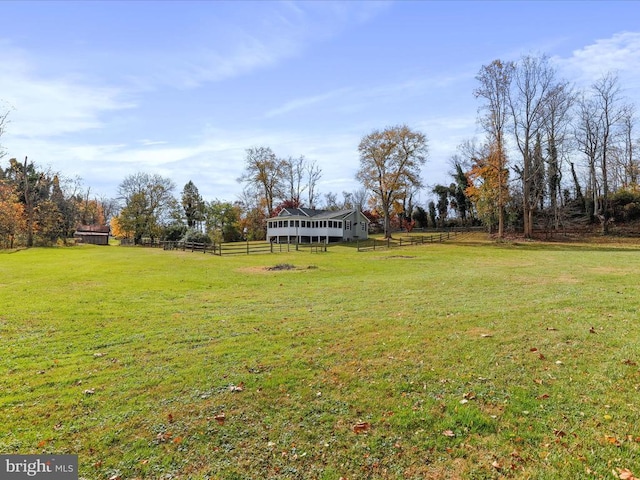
left=246, top=239, right=249, bottom=255
left=387, top=237, right=390, bottom=249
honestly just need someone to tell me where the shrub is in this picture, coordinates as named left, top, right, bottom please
left=181, top=229, right=211, bottom=244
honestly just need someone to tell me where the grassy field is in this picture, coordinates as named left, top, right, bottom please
left=1, top=235, right=639, bottom=479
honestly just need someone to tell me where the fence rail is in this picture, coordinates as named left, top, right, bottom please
left=122, top=229, right=478, bottom=255
left=356, top=229, right=474, bottom=252
left=122, top=239, right=329, bottom=256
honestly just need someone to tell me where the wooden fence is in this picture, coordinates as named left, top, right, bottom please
left=124, top=239, right=329, bottom=256
left=122, top=229, right=477, bottom=255
left=355, top=230, right=473, bottom=252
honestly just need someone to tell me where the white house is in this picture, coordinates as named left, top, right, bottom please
left=266, top=208, right=369, bottom=244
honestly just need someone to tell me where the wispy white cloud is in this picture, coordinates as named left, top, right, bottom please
left=556, top=31, right=640, bottom=87
left=137, top=2, right=392, bottom=91
left=264, top=88, right=353, bottom=118
left=0, top=44, right=134, bottom=139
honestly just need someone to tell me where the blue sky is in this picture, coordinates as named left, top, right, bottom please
left=1, top=1, right=639, bottom=204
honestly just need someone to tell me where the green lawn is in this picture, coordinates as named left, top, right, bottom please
left=1, top=237, right=639, bottom=479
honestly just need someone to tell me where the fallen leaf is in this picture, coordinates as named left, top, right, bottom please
left=617, top=468, right=638, bottom=480
left=93, top=352, right=105, bottom=357
left=167, top=413, right=174, bottom=423
left=442, top=430, right=455, bottom=437
left=491, top=460, right=502, bottom=470
left=622, top=359, right=637, bottom=366
left=553, top=429, right=566, bottom=437
left=606, top=435, right=621, bottom=446
left=538, top=393, right=550, bottom=400
left=229, top=382, right=244, bottom=392
left=546, top=327, right=558, bottom=331
left=589, top=327, right=596, bottom=334
left=83, top=388, right=95, bottom=395
left=530, top=347, right=538, bottom=352
left=352, top=422, right=371, bottom=434
left=214, top=413, right=226, bottom=425
left=480, top=333, right=493, bottom=338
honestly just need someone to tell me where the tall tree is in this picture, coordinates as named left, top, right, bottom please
left=508, top=55, right=556, bottom=237
left=356, top=125, right=428, bottom=238
left=474, top=59, right=514, bottom=238
left=281, top=156, right=306, bottom=207
left=432, top=185, right=450, bottom=227
left=306, top=159, right=322, bottom=209
left=116, top=172, right=176, bottom=243
left=449, top=157, right=473, bottom=225
left=237, top=147, right=284, bottom=216
left=591, top=74, right=630, bottom=234
left=542, top=81, right=574, bottom=229
left=0, top=181, right=24, bottom=248
left=0, top=103, right=9, bottom=162
left=465, top=143, right=510, bottom=232
left=621, top=108, right=639, bottom=186
left=181, top=180, right=204, bottom=229
left=205, top=200, right=242, bottom=242
left=575, top=93, right=601, bottom=221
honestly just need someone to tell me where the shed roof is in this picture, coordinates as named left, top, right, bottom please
left=75, top=225, right=110, bottom=234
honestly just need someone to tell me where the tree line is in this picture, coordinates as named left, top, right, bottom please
left=1, top=52, right=639, bottom=247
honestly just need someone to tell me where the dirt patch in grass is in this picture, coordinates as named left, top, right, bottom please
left=386, top=255, right=416, bottom=259
left=239, top=264, right=318, bottom=274
left=267, top=263, right=296, bottom=271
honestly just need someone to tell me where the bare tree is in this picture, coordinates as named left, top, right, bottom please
left=356, top=124, right=428, bottom=238
left=541, top=81, right=575, bottom=228
left=575, top=93, right=601, bottom=222
left=621, top=107, right=638, bottom=186
left=237, top=146, right=284, bottom=216
left=281, top=155, right=307, bottom=207
left=0, top=104, right=9, bottom=162
left=508, top=55, right=556, bottom=237
left=474, top=59, right=514, bottom=238
left=591, top=74, right=629, bottom=234
left=306, top=159, right=322, bottom=209
left=351, top=188, right=369, bottom=211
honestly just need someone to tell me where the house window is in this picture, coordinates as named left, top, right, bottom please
left=295, top=220, right=299, bottom=227
left=278, top=221, right=283, bottom=228
left=361, top=222, right=366, bottom=231
left=346, top=221, right=351, bottom=230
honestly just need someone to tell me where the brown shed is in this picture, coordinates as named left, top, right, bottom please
left=74, top=225, right=110, bottom=245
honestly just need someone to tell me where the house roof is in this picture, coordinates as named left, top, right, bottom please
left=276, top=208, right=370, bottom=222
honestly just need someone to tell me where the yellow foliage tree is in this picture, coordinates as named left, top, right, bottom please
left=465, top=144, right=509, bottom=233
